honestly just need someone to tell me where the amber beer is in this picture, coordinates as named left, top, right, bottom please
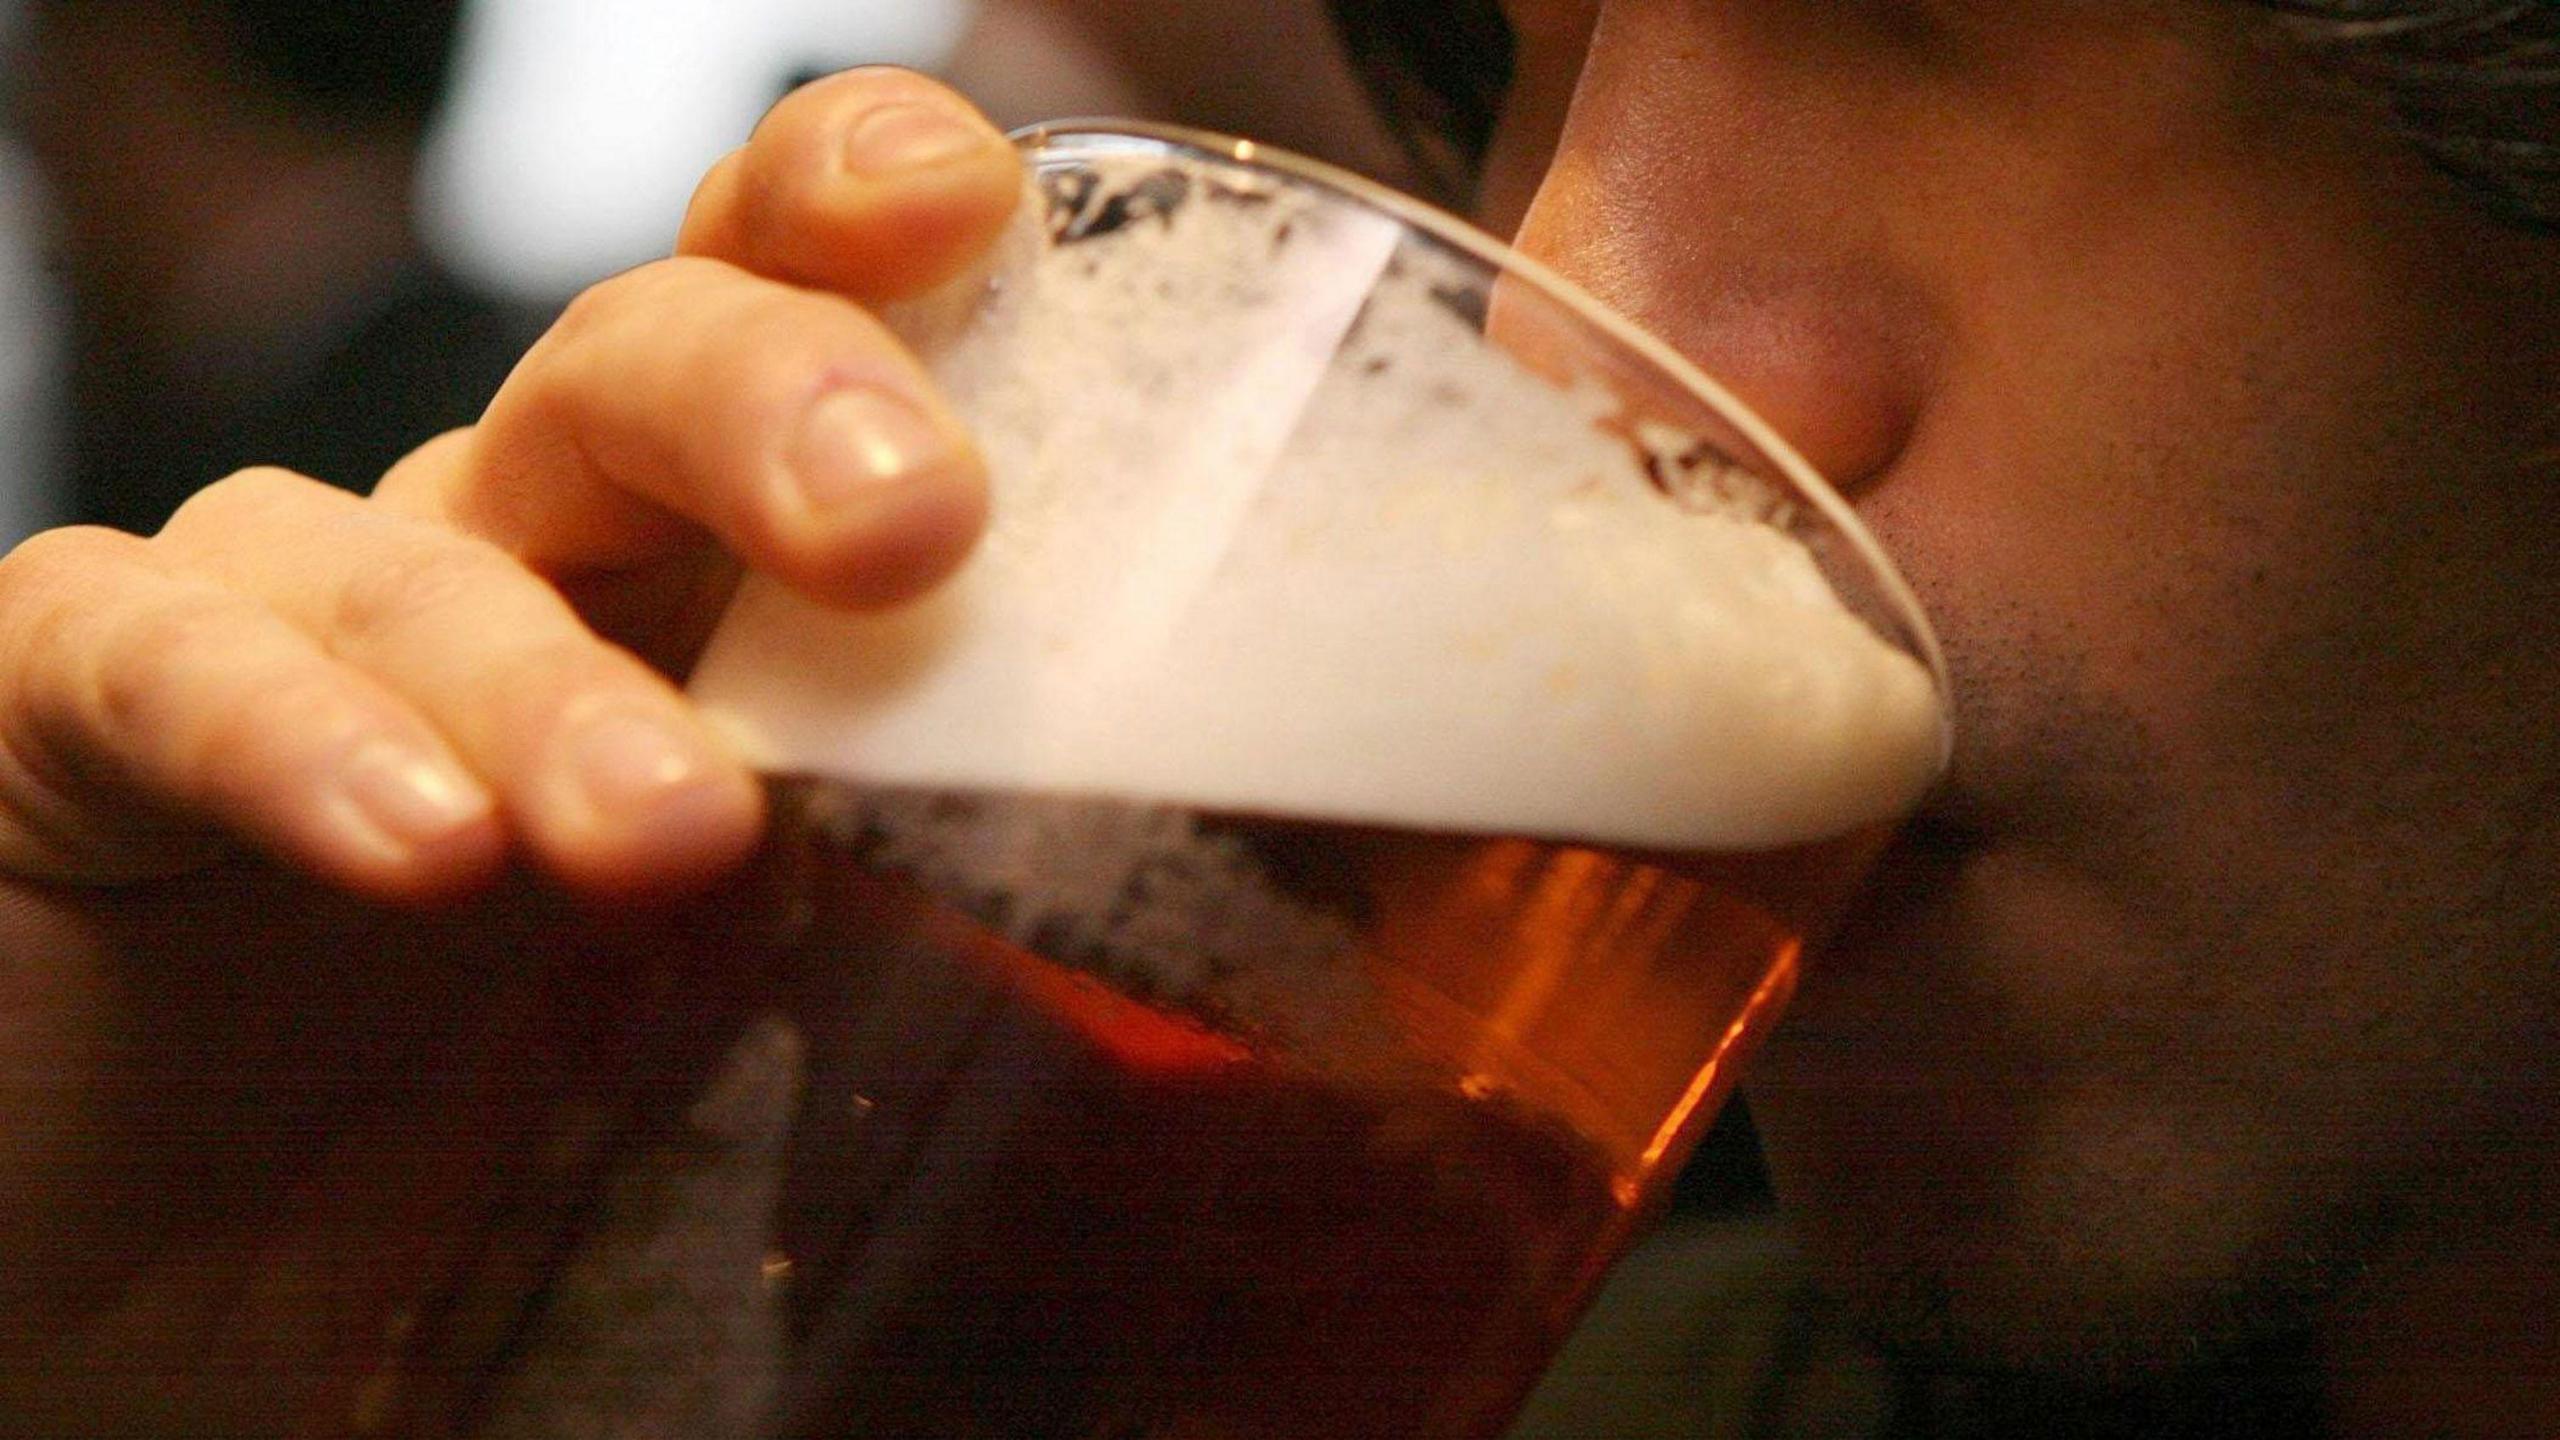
left=685, top=127, right=1950, bottom=1440
left=751, top=778, right=1887, bottom=1440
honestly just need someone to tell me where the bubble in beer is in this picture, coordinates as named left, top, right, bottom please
left=793, top=780, right=1380, bottom=1053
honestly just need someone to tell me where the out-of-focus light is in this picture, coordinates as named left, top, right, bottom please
left=0, top=143, right=62, bottom=546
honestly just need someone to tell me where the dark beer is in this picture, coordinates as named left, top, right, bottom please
left=752, top=777, right=1878, bottom=1440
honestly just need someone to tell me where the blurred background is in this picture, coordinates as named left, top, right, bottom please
left=0, top=0, right=1406, bottom=542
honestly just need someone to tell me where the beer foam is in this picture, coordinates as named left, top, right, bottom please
left=793, top=782, right=1377, bottom=1054
left=691, top=143, right=1947, bottom=852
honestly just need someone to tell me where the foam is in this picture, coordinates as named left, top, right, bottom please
left=789, top=781, right=1381, bottom=1061
left=690, top=142, right=1947, bottom=852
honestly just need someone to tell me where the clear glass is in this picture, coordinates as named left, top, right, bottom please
left=0, top=126, right=1948, bottom=1440
left=661, top=122, right=1955, bottom=1439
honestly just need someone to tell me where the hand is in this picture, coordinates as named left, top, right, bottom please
left=0, top=69, right=1020, bottom=1435
left=0, top=65, right=1020, bottom=904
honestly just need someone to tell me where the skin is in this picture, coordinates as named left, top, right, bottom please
left=0, top=2, right=2555, bottom=1431
left=0, top=68, right=1015, bottom=1432
left=1474, top=0, right=2560, bottom=1429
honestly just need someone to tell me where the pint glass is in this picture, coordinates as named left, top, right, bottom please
left=676, top=123, right=1953, bottom=1439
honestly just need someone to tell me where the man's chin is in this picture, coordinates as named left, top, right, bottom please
left=1804, top=1217, right=2367, bottom=1439
left=1870, top=1342, right=2330, bottom=1440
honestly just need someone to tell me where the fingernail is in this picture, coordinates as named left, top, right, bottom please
left=790, top=387, right=957, bottom=512
left=841, top=101, right=989, bottom=176
left=334, top=737, right=492, bottom=855
left=568, top=709, right=717, bottom=818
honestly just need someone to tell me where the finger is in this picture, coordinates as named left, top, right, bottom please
left=0, top=522, right=503, bottom=901
left=678, top=66, right=1021, bottom=304
left=380, top=258, right=988, bottom=613
left=157, top=470, right=764, bottom=899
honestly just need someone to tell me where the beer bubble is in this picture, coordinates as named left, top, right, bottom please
left=803, top=785, right=1355, bottom=998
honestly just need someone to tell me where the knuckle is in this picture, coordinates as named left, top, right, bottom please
left=531, top=263, right=891, bottom=444
left=488, top=636, right=658, bottom=737
left=372, top=428, right=479, bottom=509
left=733, top=298, right=888, bottom=403
left=515, top=260, right=742, bottom=438
left=0, top=530, right=150, bottom=766
left=182, top=669, right=347, bottom=790
left=0, top=527, right=139, bottom=608
left=162, top=465, right=326, bottom=535
left=550, top=257, right=728, bottom=351
left=86, top=598, right=236, bottom=740
left=188, top=461, right=320, bottom=512
left=328, top=535, right=520, bottom=647
left=544, top=275, right=622, bottom=349
left=535, top=630, right=644, bottom=691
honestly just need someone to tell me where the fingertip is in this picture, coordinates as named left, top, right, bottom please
left=795, top=456, right=991, bottom=610
left=295, top=738, right=509, bottom=907
left=833, top=148, right=1026, bottom=304
left=528, top=701, right=769, bottom=900
left=756, top=382, right=992, bottom=608
left=834, top=91, right=1003, bottom=180
left=732, top=68, right=1023, bottom=302
left=324, top=809, right=510, bottom=909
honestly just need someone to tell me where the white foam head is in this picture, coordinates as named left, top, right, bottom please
left=689, top=132, right=1948, bottom=853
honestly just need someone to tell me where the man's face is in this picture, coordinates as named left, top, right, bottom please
left=1474, top=0, right=2560, bottom=1384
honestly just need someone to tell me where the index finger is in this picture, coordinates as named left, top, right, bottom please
left=679, top=67, right=1024, bottom=304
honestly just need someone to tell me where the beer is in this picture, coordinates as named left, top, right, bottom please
left=0, top=132, right=1952, bottom=1440
left=678, top=131, right=1951, bottom=1440
left=750, top=779, right=1885, bottom=1440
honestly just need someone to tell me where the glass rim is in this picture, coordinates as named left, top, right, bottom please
left=1011, top=116, right=1954, bottom=763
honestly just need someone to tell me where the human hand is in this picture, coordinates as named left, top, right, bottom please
left=0, top=66, right=1022, bottom=905
left=0, top=69, right=1024, bottom=1435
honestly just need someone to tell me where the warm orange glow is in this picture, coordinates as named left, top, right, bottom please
left=1466, top=837, right=1542, bottom=903
left=1585, top=864, right=1667, bottom=958
left=1635, top=938, right=1802, bottom=1179
left=927, top=910, right=1252, bottom=1077
left=1479, top=848, right=1617, bottom=1051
